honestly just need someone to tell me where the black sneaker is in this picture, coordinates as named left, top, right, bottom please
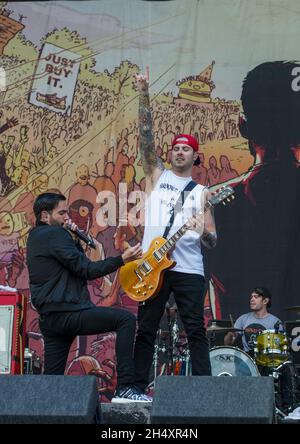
left=111, top=386, right=152, bottom=403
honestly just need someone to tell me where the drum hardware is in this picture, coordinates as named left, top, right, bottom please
left=270, top=361, right=299, bottom=419
left=207, top=322, right=243, bottom=333
left=209, top=346, right=260, bottom=377
left=153, top=339, right=166, bottom=388
left=150, top=307, right=192, bottom=389
left=23, top=347, right=42, bottom=374
left=254, top=330, right=289, bottom=368
left=254, top=332, right=300, bottom=418
left=285, top=306, right=300, bottom=312
left=207, top=323, right=244, bottom=349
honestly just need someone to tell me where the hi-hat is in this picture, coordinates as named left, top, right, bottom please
left=206, top=325, right=243, bottom=333
left=286, top=306, right=300, bottom=312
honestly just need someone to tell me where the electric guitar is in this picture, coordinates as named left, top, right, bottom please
left=119, top=186, right=234, bottom=302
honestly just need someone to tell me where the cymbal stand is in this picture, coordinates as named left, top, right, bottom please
left=183, top=346, right=191, bottom=376
left=153, top=329, right=166, bottom=389
left=165, top=306, right=175, bottom=375
left=170, top=318, right=180, bottom=375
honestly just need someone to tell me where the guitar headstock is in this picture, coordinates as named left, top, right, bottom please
left=209, top=186, right=235, bottom=206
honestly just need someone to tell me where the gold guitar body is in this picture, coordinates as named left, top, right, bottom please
left=119, top=237, right=175, bottom=302
left=119, top=186, right=235, bottom=302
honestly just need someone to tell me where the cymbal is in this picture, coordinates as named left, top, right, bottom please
left=286, top=306, right=300, bottom=312
left=206, top=325, right=243, bottom=333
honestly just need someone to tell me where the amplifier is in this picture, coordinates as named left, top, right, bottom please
left=0, top=291, right=26, bottom=374
left=285, top=320, right=300, bottom=367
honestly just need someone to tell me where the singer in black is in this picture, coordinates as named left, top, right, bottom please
left=27, top=192, right=152, bottom=402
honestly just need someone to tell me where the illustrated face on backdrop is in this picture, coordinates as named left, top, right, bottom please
left=0, top=212, right=14, bottom=236
left=31, top=174, right=49, bottom=196
left=76, top=164, right=90, bottom=186
left=68, top=199, right=93, bottom=232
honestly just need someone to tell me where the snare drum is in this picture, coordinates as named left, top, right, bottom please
left=209, top=346, right=260, bottom=376
left=254, top=330, right=289, bottom=367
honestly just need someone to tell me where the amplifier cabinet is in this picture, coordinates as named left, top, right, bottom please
left=0, top=291, right=26, bottom=374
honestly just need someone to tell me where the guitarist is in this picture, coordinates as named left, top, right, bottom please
left=133, top=68, right=217, bottom=393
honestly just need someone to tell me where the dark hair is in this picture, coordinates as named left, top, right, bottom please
left=33, top=193, right=66, bottom=224
left=241, top=61, right=300, bottom=160
left=252, top=286, right=272, bottom=308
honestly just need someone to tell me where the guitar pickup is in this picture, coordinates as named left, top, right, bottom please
left=137, top=261, right=152, bottom=276
left=153, top=250, right=163, bottom=261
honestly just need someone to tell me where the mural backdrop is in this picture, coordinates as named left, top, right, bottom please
left=0, top=0, right=299, bottom=400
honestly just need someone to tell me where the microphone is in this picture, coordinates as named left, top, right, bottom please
left=66, top=224, right=96, bottom=249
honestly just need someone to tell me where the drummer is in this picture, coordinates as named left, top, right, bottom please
left=224, top=286, right=284, bottom=357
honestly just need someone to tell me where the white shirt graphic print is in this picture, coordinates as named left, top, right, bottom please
left=142, top=170, right=205, bottom=275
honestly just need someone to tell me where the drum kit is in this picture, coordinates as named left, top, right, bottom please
left=149, top=303, right=300, bottom=419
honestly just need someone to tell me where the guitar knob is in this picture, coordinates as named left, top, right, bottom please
left=148, top=285, right=153, bottom=289
left=143, top=292, right=147, bottom=296
left=136, top=290, right=140, bottom=294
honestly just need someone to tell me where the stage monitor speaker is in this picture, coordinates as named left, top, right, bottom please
left=0, top=375, right=101, bottom=424
left=151, top=376, right=275, bottom=424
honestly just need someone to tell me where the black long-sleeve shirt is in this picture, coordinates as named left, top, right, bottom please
left=26, top=223, right=124, bottom=314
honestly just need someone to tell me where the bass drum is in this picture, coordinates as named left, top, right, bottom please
left=209, top=346, right=260, bottom=377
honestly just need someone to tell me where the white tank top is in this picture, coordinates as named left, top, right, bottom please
left=142, top=169, right=205, bottom=275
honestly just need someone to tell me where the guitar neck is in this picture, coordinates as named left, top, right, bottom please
left=158, top=200, right=213, bottom=255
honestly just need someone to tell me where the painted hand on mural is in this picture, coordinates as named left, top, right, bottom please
left=113, top=226, right=129, bottom=252
left=7, top=116, right=18, bottom=128
left=0, top=116, right=18, bottom=135
left=98, top=358, right=117, bottom=398
left=113, top=225, right=137, bottom=252
left=7, top=247, right=25, bottom=287
left=66, top=354, right=117, bottom=400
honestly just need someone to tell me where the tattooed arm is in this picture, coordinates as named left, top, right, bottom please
left=134, top=69, right=164, bottom=189
left=201, top=189, right=217, bottom=249
left=186, top=188, right=217, bottom=248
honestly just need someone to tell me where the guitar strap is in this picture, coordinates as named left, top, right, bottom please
left=162, top=180, right=197, bottom=239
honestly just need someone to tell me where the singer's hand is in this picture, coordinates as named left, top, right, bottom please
left=64, top=219, right=78, bottom=231
left=64, top=219, right=79, bottom=241
left=121, top=242, right=143, bottom=264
